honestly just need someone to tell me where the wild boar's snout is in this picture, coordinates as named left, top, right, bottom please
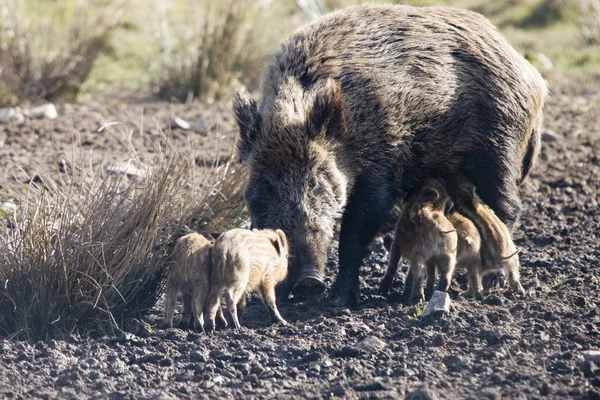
left=288, top=230, right=329, bottom=298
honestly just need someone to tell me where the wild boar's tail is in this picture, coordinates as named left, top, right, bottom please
left=518, top=122, right=541, bottom=185
left=501, top=248, right=520, bottom=261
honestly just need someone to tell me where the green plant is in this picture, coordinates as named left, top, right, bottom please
left=551, top=276, right=562, bottom=288
left=407, top=303, right=426, bottom=320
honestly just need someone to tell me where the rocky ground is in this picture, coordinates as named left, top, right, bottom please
left=0, top=76, right=599, bottom=399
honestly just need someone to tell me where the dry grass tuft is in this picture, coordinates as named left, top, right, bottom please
left=0, top=0, right=123, bottom=105
left=578, top=0, right=600, bottom=42
left=0, top=147, right=247, bottom=340
left=156, top=0, right=254, bottom=103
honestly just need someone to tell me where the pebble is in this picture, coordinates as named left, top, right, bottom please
left=356, top=335, right=386, bottom=353
left=105, top=161, right=150, bottom=179
left=583, top=350, right=600, bottom=363
left=171, top=117, right=190, bottom=130
left=1, top=201, right=17, bottom=215
left=192, top=116, right=207, bottom=133
left=26, top=103, right=58, bottom=120
left=0, top=107, right=25, bottom=123
left=542, top=129, right=562, bottom=142
left=422, top=291, right=451, bottom=316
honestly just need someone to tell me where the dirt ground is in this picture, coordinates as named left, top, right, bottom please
left=0, top=75, right=599, bottom=399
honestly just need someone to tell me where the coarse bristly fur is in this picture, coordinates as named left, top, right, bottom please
left=450, top=175, right=526, bottom=297
left=379, top=179, right=457, bottom=304
left=205, top=228, right=289, bottom=334
left=233, top=4, right=547, bottom=306
left=163, top=232, right=226, bottom=332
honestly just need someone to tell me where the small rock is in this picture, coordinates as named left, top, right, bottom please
left=26, top=103, right=58, bottom=120
left=171, top=117, right=190, bottom=130
left=329, top=384, right=347, bottom=397
left=0, top=107, right=25, bottom=123
left=422, top=291, right=451, bottom=317
left=536, top=52, right=553, bottom=70
left=542, top=129, right=562, bottom=142
left=405, top=385, right=439, bottom=400
left=356, top=335, right=386, bottom=353
left=1, top=201, right=17, bottom=215
left=192, top=116, right=207, bottom=133
left=583, top=350, right=600, bottom=363
left=106, top=161, right=150, bottom=179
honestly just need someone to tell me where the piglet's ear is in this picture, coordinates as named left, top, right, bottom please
left=308, top=79, right=346, bottom=140
left=233, top=87, right=261, bottom=162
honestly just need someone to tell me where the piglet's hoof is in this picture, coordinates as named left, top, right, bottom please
left=293, top=276, right=327, bottom=298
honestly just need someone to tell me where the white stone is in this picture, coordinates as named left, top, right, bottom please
left=583, top=350, right=600, bottom=363
left=27, top=103, right=58, bottom=120
left=542, top=129, right=562, bottom=142
left=191, top=116, right=207, bottom=133
left=0, top=107, right=24, bottom=123
left=106, top=161, right=150, bottom=179
left=356, top=335, right=386, bottom=353
left=422, top=291, right=451, bottom=317
left=171, top=117, right=190, bottom=130
left=1, top=201, right=17, bottom=215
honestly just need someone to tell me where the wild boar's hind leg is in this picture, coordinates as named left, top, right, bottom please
left=191, top=291, right=206, bottom=333
left=437, top=253, right=456, bottom=294
left=180, top=292, right=193, bottom=329
left=424, top=259, right=437, bottom=301
left=204, top=285, right=223, bottom=335
left=236, top=292, right=247, bottom=325
left=327, top=179, right=396, bottom=307
left=162, top=278, right=177, bottom=329
left=378, top=231, right=402, bottom=296
left=223, top=287, right=245, bottom=331
left=260, top=283, right=287, bottom=325
left=462, top=261, right=484, bottom=300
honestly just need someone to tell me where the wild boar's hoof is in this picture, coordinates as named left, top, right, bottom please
left=292, top=276, right=327, bottom=298
left=483, top=270, right=506, bottom=290
left=325, top=284, right=360, bottom=307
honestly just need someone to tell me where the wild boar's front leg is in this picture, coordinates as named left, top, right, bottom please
left=326, top=178, right=395, bottom=307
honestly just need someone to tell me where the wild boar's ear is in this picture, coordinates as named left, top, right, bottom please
left=308, top=79, right=346, bottom=141
left=233, top=87, right=261, bottom=162
left=421, top=187, right=439, bottom=201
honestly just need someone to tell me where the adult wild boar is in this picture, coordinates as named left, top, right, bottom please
left=233, top=4, right=547, bottom=306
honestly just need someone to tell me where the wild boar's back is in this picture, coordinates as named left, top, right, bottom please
left=260, top=4, right=546, bottom=180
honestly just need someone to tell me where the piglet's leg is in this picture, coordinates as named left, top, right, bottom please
left=162, top=279, right=177, bottom=329
left=424, top=259, right=437, bottom=301
left=223, top=290, right=241, bottom=332
left=205, top=285, right=223, bottom=335
left=261, top=282, right=287, bottom=325
left=437, top=253, right=456, bottom=294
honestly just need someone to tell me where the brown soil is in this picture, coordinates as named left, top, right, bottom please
left=0, top=76, right=599, bottom=399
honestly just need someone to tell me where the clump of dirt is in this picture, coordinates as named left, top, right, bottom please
left=0, top=79, right=599, bottom=399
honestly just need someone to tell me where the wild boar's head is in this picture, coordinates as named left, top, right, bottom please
left=233, top=78, right=348, bottom=298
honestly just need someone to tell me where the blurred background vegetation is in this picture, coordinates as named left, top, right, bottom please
left=0, top=0, right=599, bottom=106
